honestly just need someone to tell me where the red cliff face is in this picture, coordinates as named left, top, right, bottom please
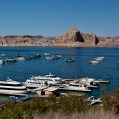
left=81, top=32, right=99, bottom=45
left=0, top=35, right=53, bottom=46
left=54, top=28, right=84, bottom=44
left=53, top=27, right=100, bottom=47
left=0, top=28, right=117, bottom=47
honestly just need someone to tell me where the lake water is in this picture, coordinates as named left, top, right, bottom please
left=0, top=46, right=119, bottom=98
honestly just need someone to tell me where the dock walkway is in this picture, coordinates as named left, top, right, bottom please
left=90, top=98, right=102, bottom=105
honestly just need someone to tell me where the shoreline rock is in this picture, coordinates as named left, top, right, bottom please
left=0, top=28, right=119, bottom=47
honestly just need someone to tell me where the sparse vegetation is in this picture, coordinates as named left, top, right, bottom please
left=0, top=89, right=119, bottom=119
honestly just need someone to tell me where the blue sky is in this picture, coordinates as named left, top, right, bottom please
left=0, top=0, right=119, bottom=37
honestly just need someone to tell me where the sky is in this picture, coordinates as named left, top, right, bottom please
left=0, top=0, right=119, bottom=37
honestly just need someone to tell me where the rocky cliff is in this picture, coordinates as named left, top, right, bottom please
left=0, top=28, right=118, bottom=47
left=53, top=28, right=102, bottom=47
left=0, top=35, right=53, bottom=46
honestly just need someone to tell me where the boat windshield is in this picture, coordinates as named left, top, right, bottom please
left=69, top=84, right=79, bottom=87
left=50, top=76, right=57, bottom=78
left=45, top=75, right=56, bottom=78
left=55, top=79, right=61, bottom=81
left=48, top=79, right=53, bottom=81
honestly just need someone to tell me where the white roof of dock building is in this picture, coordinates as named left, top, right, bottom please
left=33, top=87, right=47, bottom=91
left=44, top=87, right=58, bottom=92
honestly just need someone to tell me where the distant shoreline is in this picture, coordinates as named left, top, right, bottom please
left=0, top=44, right=118, bottom=48
left=0, top=28, right=119, bottom=48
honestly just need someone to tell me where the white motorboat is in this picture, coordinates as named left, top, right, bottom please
left=16, top=54, right=22, bottom=57
left=0, top=77, right=29, bottom=95
left=45, top=55, right=61, bottom=60
left=89, top=60, right=100, bottom=64
left=6, top=58, right=16, bottom=62
left=17, top=57, right=25, bottom=61
left=90, top=56, right=105, bottom=64
left=0, top=54, right=6, bottom=56
left=59, top=83, right=91, bottom=92
left=44, top=53, right=50, bottom=56
left=94, top=56, right=105, bottom=61
left=52, top=55, right=61, bottom=59
left=27, top=73, right=62, bottom=85
left=64, top=58, right=75, bottom=62
left=45, top=56, right=53, bottom=60
left=22, top=78, right=48, bottom=89
left=79, top=77, right=99, bottom=86
left=0, top=59, right=5, bottom=64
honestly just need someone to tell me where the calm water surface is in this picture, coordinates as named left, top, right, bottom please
left=0, top=46, right=119, bottom=98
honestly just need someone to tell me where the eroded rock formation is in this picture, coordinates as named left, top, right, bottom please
left=0, top=27, right=118, bottom=47
left=0, top=35, right=53, bottom=46
left=53, top=27, right=100, bottom=47
left=54, top=28, right=84, bottom=44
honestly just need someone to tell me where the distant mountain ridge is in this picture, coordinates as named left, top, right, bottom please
left=0, top=28, right=119, bottom=47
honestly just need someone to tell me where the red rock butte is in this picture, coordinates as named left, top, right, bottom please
left=0, top=28, right=118, bottom=47
left=54, top=27, right=99, bottom=47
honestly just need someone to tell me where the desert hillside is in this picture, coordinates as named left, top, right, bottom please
left=0, top=28, right=118, bottom=47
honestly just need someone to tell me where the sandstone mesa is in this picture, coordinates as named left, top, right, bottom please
left=0, top=28, right=118, bottom=47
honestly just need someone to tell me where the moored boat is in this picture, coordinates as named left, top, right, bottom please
left=27, top=73, right=62, bottom=85
left=16, top=54, right=22, bottom=57
left=59, top=83, right=91, bottom=92
left=0, top=77, right=29, bottom=95
left=94, top=56, right=105, bottom=61
left=17, top=57, right=25, bottom=61
left=45, top=56, right=53, bottom=60
left=6, top=58, right=16, bottom=62
left=79, top=77, right=99, bottom=86
left=89, top=60, right=100, bottom=64
left=90, top=56, right=105, bottom=64
left=32, top=54, right=41, bottom=59
left=0, top=54, right=6, bottom=56
left=64, top=58, right=75, bottom=62
left=52, top=55, right=61, bottom=59
left=44, top=53, right=50, bottom=56
left=0, top=59, right=5, bottom=64
left=22, top=78, right=48, bottom=89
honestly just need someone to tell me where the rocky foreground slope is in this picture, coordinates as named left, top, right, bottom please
left=0, top=28, right=118, bottom=47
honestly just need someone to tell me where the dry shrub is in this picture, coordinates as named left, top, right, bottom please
left=34, top=108, right=119, bottom=119
left=101, top=87, right=119, bottom=114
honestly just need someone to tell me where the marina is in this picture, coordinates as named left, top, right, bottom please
left=0, top=73, right=110, bottom=104
left=0, top=0, right=118, bottom=118
left=0, top=74, right=110, bottom=104
left=0, top=47, right=118, bottom=101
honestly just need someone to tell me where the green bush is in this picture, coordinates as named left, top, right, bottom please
left=57, top=95, right=89, bottom=114
left=101, top=86, right=119, bottom=114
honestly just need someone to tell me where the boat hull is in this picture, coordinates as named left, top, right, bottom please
left=58, top=87, right=91, bottom=92
left=0, top=90, right=29, bottom=95
left=23, top=84, right=48, bottom=89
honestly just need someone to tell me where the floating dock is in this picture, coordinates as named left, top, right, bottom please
left=62, top=78, right=110, bottom=84
left=95, top=80, right=110, bottom=83
left=87, top=85, right=98, bottom=88
left=85, top=96, right=102, bottom=106
left=90, top=98, right=102, bottom=105
left=58, top=87, right=91, bottom=92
